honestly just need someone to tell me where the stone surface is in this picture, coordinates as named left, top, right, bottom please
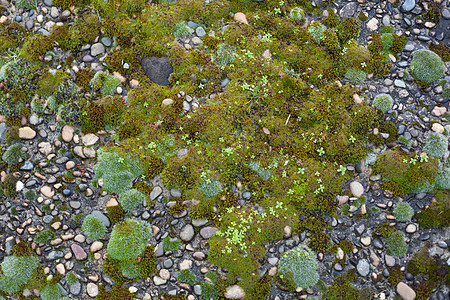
left=200, top=227, right=219, bottom=239
left=397, top=282, right=416, bottom=300
left=141, top=56, right=173, bottom=86
left=350, top=181, right=364, bottom=197
left=61, top=125, right=74, bottom=142
left=234, top=12, right=248, bottom=25
left=71, top=244, right=87, bottom=261
left=180, top=224, right=195, bottom=242
left=357, top=259, right=370, bottom=276
left=86, top=283, right=98, bottom=297
left=224, top=285, right=245, bottom=299
left=401, top=0, right=415, bottom=12
left=19, top=127, right=36, bottom=139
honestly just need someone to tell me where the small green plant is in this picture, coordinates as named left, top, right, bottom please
left=278, top=245, right=319, bottom=289
left=290, top=7, right=305, bottom=21
left=410, top=49, right=445, bottom=83
left=82, top=215, right=107, bottom=240
left=40, top=283, right=61, bottom=300
left=65, top=272, right=78, bottom=285
left=386, top=231, right=408, bottom=256
left=435, top=167, right=450, bottom=190
left=173, top=21, right=190, bottom=38
left=119, top=189, right=145, bottom=211
left=2, top=143, right=27, bottom=165
left=198, top=178, right=222, bottom=198
left=163, top=236, right=183, bottom=252
left=34, top=229, right=55, bottom=245
left=15, top=0, right=38, bottom=9
left=372, top=93, right=393, bottom=113
left=423, top=132, right=448, bottom=158
left=0, top=255, right=39, bottom=294
left=211, top=43, right=236, bottom=68
left=345, top=69, right=366, bottom=85
left=107, top=219, right=152, bottom=260
left=393, top=202, right=414, bottom=221
left=308, top=23, right=327, bottom=43
left=90, top=71, right=121, bottom=96
left=177, top=269, right=196, bottom=286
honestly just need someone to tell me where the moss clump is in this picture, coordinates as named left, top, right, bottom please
left=106, top=204, right=126, bottom=225
left=107, top=219, right=152, bottom=261
left=386, top=231, right=408, bottom=257
left=375, top=221, right=396, bottom=237
left=96, top=284, right=134, bottom=300
left=177, top=269, right=196, bottom=286
left=416, top=191, right=450, bottom=228
left=163, top=236, right=183, bottom=252
left=20, top=34, right=53, bottom=61
left=34, top=229, right=55, bottom=245
left=393, top=202, right=414, bottom=222
left=422, top=132, right=448, bottom=158
left=410, top=49, right=445, bottom=83
left=373, top=149, right=440, bottom=195
left=119, top=189, right=145, bottom=211
left=4, top=126, right=20, bottom=145
left=2, top=173, right=18, bottom=199
left=53, top=0, right=83, bottom=9
left=65, top=272, right=78, bottom=285
left=429, top=42, right=450, bottom=62
left=2, top=143, right=27, bottom=165
left=278, top=245, right=319, bottom=289
left=387, top=265, right=403, bottom=287
left=40, top=283, right=61, bottom=300
left=338, top=240, right=354, bottom=254
left=345, top=69, right=366, bottom=85
left=336, top=17, right=360, bottom=44
left=36, top=70, right=65, bottom=98
left=372, top=93, right=393, bottom=113
left=82, top=215, right=107, bottom=240
left=324, top=270, right=373, bottom=300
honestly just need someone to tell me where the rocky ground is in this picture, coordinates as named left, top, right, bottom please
left=0, top=0, right=449, bottom=299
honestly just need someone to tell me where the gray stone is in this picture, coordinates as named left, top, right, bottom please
left=20, top=161, right=34, bottom=171
left=221, top=77, right=230, bottom=88
left=101, top=37, right=112, bottom=47
left=192, top=219, right=208, bottom=227
left=150, top=186, right=162, bottom=201
left=442, top=9, right=450, bottom=20
left=394, top=80, right=406, bottom=88
left=180, top=224, right=195, bottom=242
left=44, top=0, right=52, bottom=6
left=163, top=259, right=173, bottom=269
left=141, top=56, right=173, bottom=86
left=194, top=285, right=202, bottom=296
left=69, top=281, right=81, bottom=295
left=47, top=250, right=64, bottom=260
left=335, top=3, right=352, bottom=16
left=195, top=27, right=206, bottom=37
left=200, top=227, right=219, bottom=239
left=0, top=122, right=7, bottom=142
left=401, top=0, right=415, bottom=12
left=91, top=43, right=105, bottom=57
left=357, top=259, right=370, bottom=276
left=91, top=210, right=110, bottom=228
left=404, top=44, right=415, bottom=52
left=170, top=188, right=182, bottom=198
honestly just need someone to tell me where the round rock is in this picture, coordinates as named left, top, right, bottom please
left=180, top=224, right=195, bottom=242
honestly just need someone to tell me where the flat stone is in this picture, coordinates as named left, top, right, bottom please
left=397, top=282, right=416, bottom=300
left=86, top=283, right=98, bottom=297
left=340, top=2, right=358, bottom=18
left=56, top=263, right=65, bottom=275
left=357, top=259, right=370, bottom=276
left=91, top=43, right=105, bottom=57
left=360, top=236, right=371, bottom=246
left=224, top=285, right=245, bottom=299
left=162, top=98, right=174, bottom=106
left=141, top=56, right=173, bottom=86
left=192, top=219, right=208, bottom=227
left=90, top=241, right=103, bottom=252
left=394, top=79, right=406, bottom=88
left=431, top=123, right=445, bottom=134
left=200, top=227, right=218, bottom=239
left=405, top=224, right=416, bottom=233
left=153, top=276, right=167, bottom=285
left=150, top=186, right=162, bottom=200
left=385, top=254, right=395, bottom=267
left=19, top=127, right=36, bottom=139
left=101, top=37, right=112, bottom=47
left=234, top=12, right=248, bottom=25
left=71, top=243, right=87, bottom=260
left=179, top=259, right=192, bottom=270
left=180, top=224, right=195, bottom=242
left=40, top=185, right=54, bottom=198
left=70, top=281, right=81, bottom=295
left=160, top=269, right=170, bottom=280
left=401, top=0, right=415, bottom=12
left=350, top=181, right=364, bottom=197
left=38, top=142, right=53, bottom=156
left=367, top=18, right=379, bottom=31
left=81, top=133, right=99, bottom=146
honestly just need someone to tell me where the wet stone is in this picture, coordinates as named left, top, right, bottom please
left=141, top=56, right=173, bottom=86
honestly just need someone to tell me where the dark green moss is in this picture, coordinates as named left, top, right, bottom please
left=429, top=41, right=450, bottom=62
left=106, top=204, right=125, bottom=225
left=2, top=173, right=18, bottom=199
left=336, top=17, right=360, bottom=44
left=338, top=239, right=354, bottom=254
left=20, top=34, right=53, bottom=61
left=416, top=191, right=450, bottom=229
left=96, top=284, right=134, bottom=300
left=4, top=126, right=20, bottom=145
left=387, top=265, right=403, bottom=286
left=374, top=221, right=396, bottom=237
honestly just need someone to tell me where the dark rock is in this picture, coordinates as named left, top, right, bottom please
left=83, top=55, right=95, bottom=63
left=141, top=56, right=173, bottom=86
left=372, top=238, right=384, bottom=249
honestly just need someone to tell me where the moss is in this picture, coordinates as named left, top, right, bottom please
left=374, top=221, right=396, bottom=237
left=386, top=231, right=408, bottom=257
left=177, top=269, right=196, bottom=286
left=324, top=270, right=373, bottom=300
left=102, top=257, right=124, bottom=284
left=2, top=173, right=18, bottom=199
left=338, top=240, right=353, bottom=254
left=387, top=265, right=403, bottom=287
left=322, top=8, right=340, bottom=28
left=4, top=127, right=20, bottom=145
left=407, top=247, right=436, bottom=276
left=82, top=215, right=107, bottom=240
left=75, top=68, right=95, bottom=91
left=309, top=231, right=332, bottom=253
left=20, top=34, right=53, bottom=61
left=429, top=42, right=450, bottom=62
left=34, top=229, right=55, bottom=245
left=358, top=12, right=368, bottom=22
left=410, top=49, right=445, bottom=83
left=95, top=284, right=134, bottom=300
left=416, top=190, right=450, bottom=229
left=336, top=17, right=360, bottom=44
left=36, top=70, right=65, bottom=98
left=391, top=34, right=407, bottom=54
left=163, top=236, right=183, bottom=252
left=53, top=0, right=83, bottom=9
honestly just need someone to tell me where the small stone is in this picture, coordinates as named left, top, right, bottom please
left=56, top=263, right=65, bottom=275
left=405, top=224, right=416, bottom=233
left=179, top=260, right=192, bottom=270
left=357, top=259, right=370, bottom=277
left=40, top=186, right=54, bottom=198
left=195, top=27, right=206, bottom=37
left=360, top=236, right=371, bottom=246
left=150, top=186, right=162, bottom=201
left=234, top=12, right=248, bottom=25
left=90, top=241, right=103, bottom=253
left=401, top=0, right=415, bottom=12
left=153, top=276, right=167, bottom=285
left=431, top=123, right=445, bottom=134
left=86, top=283, right=98, bottom=297
left=160, top=269, right=170, bottom=280
left=350, top=181, right=364, bottom=197
left=366, top=18, right=379, bottom=31
left=224, top=285, right=245, bottom=299
left=101, top=37, right=112, bottom=47
left=162, top=98, right=173, bottom=106
left=19, top=127, right=36, bottom=139
left=385, top=254, right=395, bottom=267
left=396, top=282, right=416, bottom=300
left=394, top=79, right=406, bottom=88
left=180, top=224, right=195, bottom=242
left=81, top=133, right=99, bottom=146
left=91, top=43, right=105, bottom=56
left=200, top=227, right=218, bottom=239
left=71, top=244, right=87, bottom=261
left=50, top=7, right=59, bottom=18
left=61, top=125, right=74, bottom=142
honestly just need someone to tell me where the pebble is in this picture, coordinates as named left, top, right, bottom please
left=394, top=80, right=406, bottom=88
left=71, top=244, right=87, bottom=261
left=224, top=285, right=245, bottom=299
left=396, top=282, right=416, bottom=300
left=101, top=37, right=112, bottom=47
left=405, top=224, right=416, bottom=233
left=233, top=12, right=248, bottom=25
left=91, top=43, right=105, bottom=57
left=180, top=224, right=195, bottom=242
left=19, top=127, right=36, bottom=139
left=200, top=227, right=218, bottom=239
left=385, top=254, right=396, bottom=267
left=86, top=283, right=98, bottom=297
left=350, top=181, right=364, bottom=197
left=401, top=0, right=415, bottom=12
left=357, top=259, right=370, bottom=276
